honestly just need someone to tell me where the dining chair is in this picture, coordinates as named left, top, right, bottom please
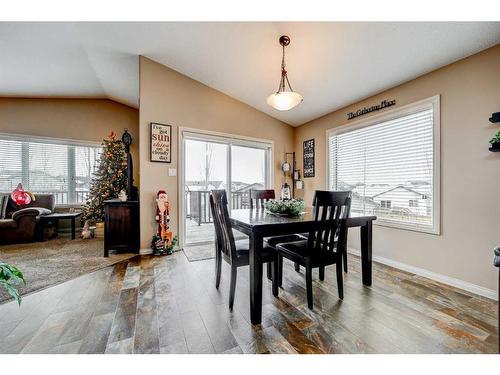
left=210, top=189, right=278, bottom=310
left=249, top=189, right=275, bottom=209
left=250, top=189, right=304, bottom=278
left=273, top=190, right=352, bottom=309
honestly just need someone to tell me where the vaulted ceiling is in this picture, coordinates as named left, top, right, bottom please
left=1, top=22, right=499, bottom=126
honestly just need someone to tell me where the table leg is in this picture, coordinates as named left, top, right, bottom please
left=249, top=232, right=263, bottom=325
left=71, top=217, right=76, bottom=240
left=360, top=221, right=373, bottom=286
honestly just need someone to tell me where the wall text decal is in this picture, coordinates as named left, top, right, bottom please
left=347, top=99, right=396, bottom=120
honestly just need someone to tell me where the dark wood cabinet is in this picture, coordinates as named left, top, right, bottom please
left=104, top=199, right=140, bottom=257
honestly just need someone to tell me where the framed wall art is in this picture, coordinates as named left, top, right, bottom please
left=303, top=138, right=315, bottom=178
left=150, top=123, right=172, bottom=163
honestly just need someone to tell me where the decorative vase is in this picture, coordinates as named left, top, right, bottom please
left=94, top=222, right=105, bottom=238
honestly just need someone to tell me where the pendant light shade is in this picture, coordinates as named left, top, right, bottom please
left=267, top=91, right=303, bottom=111
left=268, top=35, right=303, bottom=111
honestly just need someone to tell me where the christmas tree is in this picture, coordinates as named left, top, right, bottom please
left=82, top=132, right=128, bottom=223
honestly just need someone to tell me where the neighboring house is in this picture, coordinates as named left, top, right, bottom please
left=372, top=185, right=431, bottom=216
left=349, top=190, right=380, bottom=215
left=341, top=182, right=432, bottom=222
left=232, top=182, right=264, bottom=193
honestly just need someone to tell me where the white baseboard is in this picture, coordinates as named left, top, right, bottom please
left=139, top=248, right=153, bottom=255
left=347, top=248, right=498, bottom=301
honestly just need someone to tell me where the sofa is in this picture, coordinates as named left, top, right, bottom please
left=0, top=194, right=55, bottom=245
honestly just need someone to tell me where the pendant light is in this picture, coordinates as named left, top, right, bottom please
left=267, top=35, right=303, bottom=111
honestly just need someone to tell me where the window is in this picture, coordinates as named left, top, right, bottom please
left=328, top=96, right=440, bottom=234
left=0, top=134, right=101, bottom=205
left=380, top=200, right=392, bottom=209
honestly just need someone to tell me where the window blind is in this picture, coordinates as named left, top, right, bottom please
left=0, top=136, right=101, bottom=205
left=329, top=107, right=435, bottom=231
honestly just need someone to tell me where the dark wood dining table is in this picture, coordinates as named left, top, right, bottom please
left=229, top=208, right=377, bottom=325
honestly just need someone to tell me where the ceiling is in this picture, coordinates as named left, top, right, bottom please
left=1, top=22, right=499, bottom=126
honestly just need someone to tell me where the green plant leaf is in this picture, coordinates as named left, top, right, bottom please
left=0, top=280, right=21, bottom=305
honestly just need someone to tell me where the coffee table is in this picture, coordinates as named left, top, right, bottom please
left=39, top=212, right=83, bottom=240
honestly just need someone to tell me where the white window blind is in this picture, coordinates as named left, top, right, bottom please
left=329, top=102, right=438, bottom=233
left=0, top=135, right=101, bottom=205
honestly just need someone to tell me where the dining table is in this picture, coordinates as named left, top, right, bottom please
left=229, top=208, right=377, bottom=325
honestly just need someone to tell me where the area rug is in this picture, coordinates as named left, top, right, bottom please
left=183, top=243, right=216, bottom=262
left=0, top=238, right=136, bottom=303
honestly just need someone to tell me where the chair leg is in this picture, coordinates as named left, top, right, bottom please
left=294, top=262, right=300, bottom=272
left=271, top=261, right=279, bottom=297
left=278, top=255, right=283, bottom=287
left=267, top=262, right=272, bottom=280
left=319, top=266, right=325, bottom=281
left=343, top=251, right=348, bottom=273
left=229, top=265, right=238, bottom=310
left=336, top=260, right=344, bottom=300
left=215, top=250, right=222, bottom=290
left=305, top=264, right=313, bottom=310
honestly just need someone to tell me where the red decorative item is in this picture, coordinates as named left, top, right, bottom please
left=11, top=183, right=35, bottom=206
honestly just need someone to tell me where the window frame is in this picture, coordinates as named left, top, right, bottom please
left=326, top=95, right=441, bottom=235
left=0, top=132, right=102, bottom=207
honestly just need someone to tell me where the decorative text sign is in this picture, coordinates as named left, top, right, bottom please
left=303, top=139, right=315, bottom=178
left=347, top=99, right=396, bottom=120
left=150, top=123, right=172, bottom=163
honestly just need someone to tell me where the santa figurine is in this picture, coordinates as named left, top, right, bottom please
left=155, top=190, right=173, bottom=248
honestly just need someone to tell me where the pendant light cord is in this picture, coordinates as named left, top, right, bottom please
left=276, top=41, right=294, bottom=93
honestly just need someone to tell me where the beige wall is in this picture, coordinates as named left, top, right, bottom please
left=0, top=98, right=140, bottom=185
left=139, top=56, right=295, bottom=249
left=295, top=44, right=500, bottom=292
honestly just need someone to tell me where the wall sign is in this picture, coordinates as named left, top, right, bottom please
left=303, top=139, right=315, bottom=178
left=150, top=123, right=172, bottom=163
left=347, top=99, right=396, bottom=120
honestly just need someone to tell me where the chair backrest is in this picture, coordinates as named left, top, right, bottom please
left=307, top=191, right=352, bottom=255
left=209, top=190, right=237, bottom=262
left=250, top=189, right=275, bottom=209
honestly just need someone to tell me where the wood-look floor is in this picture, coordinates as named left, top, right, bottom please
left=0, top=251, right=497, bottom=354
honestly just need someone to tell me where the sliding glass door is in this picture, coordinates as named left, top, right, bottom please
left=182, top=132, right=271, bottom=246
left=184, top=138, right=228, bottom=245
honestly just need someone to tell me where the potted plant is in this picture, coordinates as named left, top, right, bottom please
left=489, top=131, right=500, bottom=152
left=265, top=198, right=305, bottom=217
left=0, top=262, right=25, bottom=305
